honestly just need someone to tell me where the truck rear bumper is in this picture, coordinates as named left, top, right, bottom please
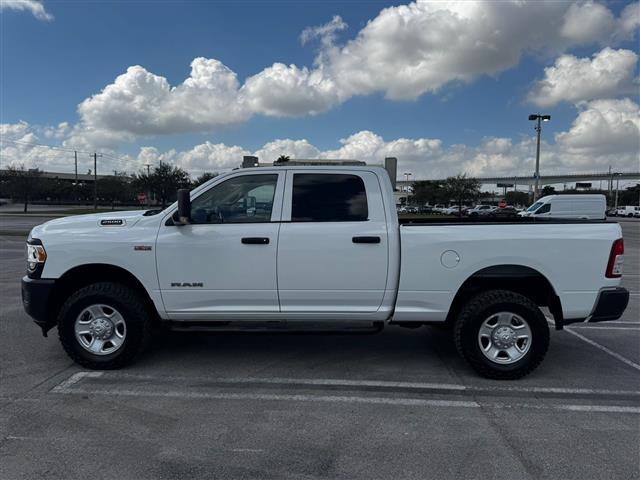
left=563, top=287, right=629, bottom=326
left=21, top=276, right=56, bottom=334
left=589, top=287, right=630, bottom=323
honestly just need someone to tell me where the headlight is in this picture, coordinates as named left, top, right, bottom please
left=27, top=243, right=47, bottom=272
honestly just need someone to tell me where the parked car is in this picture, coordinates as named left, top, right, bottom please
left=519, top=194, right=606, bottom=220
left=487, top=206, right=519, bottom=218
left=467, top=205, right=494, bottom=217
left=419, top=205, right=434, bottom=214
left=23, top=166, right=628, bottom=379
left=443, top=205, right=462, bottom=215
left=432, top=204, right=446, bottom=214
left=615, top=206, right=640, bottom=218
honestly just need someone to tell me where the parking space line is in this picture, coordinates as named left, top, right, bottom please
left=51, top=371, right=640, bottom=397
left=51, top=372, right=640, bottom=400
left=49, top=386, right=640, bottom=414
left=568, top=325, right=640, bottom=331
left=564, top=328, right=640, bottom=372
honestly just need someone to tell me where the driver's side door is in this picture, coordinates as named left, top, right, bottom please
left=156, top=171, right=285, bottom=320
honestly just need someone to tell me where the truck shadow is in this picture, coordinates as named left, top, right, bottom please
left=141, top=325, right=464, bottom=379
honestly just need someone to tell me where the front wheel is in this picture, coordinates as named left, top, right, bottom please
left=58, top=282, right=153, bottom=369
left=454, top=290, right=549, bottom=379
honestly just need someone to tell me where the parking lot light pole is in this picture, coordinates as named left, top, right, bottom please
left=529, top=114, right=551, bottom=201
left=404, top=172, right=412, bottom=204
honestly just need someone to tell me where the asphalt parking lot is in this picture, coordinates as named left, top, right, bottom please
left=0, top=219, right=638, bottom=479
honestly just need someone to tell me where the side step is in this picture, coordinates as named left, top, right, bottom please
left=168, top=320, right=385, bottom=335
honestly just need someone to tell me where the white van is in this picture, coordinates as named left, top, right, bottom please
left=615, top=206, right=640, bottom=218
left=519, top=194, right=606, bottom=220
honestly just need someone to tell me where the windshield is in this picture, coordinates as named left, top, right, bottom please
left=526, top=201, right=543, bottom=212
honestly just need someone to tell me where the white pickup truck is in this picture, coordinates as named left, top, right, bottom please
left=22, top=166, right=629, bottom=379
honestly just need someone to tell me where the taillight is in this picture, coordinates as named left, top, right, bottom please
left=606, top=238, right=624, bottom=278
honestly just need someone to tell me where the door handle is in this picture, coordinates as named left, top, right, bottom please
left=352, top=236, right=381, bottom=244
left=242, top=237, right=270, bottom=245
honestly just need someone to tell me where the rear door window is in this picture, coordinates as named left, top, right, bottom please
left=291, top=174, right=368, bottom=222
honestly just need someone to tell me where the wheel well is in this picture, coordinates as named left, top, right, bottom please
left=46, top=264, right=158, bottom=330
left=445, top=265, right=563, bottom=328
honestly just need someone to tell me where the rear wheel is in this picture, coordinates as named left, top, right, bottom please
left=454, top=290, right=549, bottom=379
left=58, top=282, right=153, bottom=369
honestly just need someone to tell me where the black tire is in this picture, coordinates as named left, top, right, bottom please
left=58, top=282, right=153, bottom=369
left=454, top=290, right=549, bottom=380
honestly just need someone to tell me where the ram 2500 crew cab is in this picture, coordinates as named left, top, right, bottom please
left=22, top=166, right=629, bottom=379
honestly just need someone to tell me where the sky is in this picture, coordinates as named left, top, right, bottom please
left=0, top=0, right=639, bottom=180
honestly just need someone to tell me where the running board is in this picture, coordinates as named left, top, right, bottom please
left=168, top=320, right=385, bottom=335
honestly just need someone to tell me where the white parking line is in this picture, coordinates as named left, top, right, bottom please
left=564, top=328, right=640, bottom=372
left=547, top=317, right=640, bottom=372
left=51, top=386, right=640, bottom=414
left=569, top=325, right=640, bottom=331
left=52, top=372, right=640, bottom=397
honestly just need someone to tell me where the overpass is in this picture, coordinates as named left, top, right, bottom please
left=396, top=171, right=640, bottom=189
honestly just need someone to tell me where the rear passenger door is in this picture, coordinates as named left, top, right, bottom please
left=277, top=171, right=389, bottom=315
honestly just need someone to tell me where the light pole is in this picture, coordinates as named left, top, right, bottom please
left=529, top=114, right=551, bottom=201
left=404, top=172, right=412, bottom=205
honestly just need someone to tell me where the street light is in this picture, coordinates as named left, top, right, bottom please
left=404, top=172, right=412, bottom=198
left=529, top=114, right=551, bottom=201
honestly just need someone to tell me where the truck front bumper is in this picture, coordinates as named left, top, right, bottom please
left=21, top=276, right=56, bottom=335
left=563, top=287, right=629, bottom=326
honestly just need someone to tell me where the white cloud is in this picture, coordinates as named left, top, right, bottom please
left=0, top=0, right=53, bottom=21
left=560, top=1, right=615, bottom=44
left=528, top=48, right=638, bottom=107
left=72, top=59, right=250, bottom=148
left=5, top=95, right=638, bottom=180
left=616, top=2, right=640, bottom=41
left=68, top=1, right=640, bottom=146
left=300, top=15, right=347, bottom=48
left=556, top=98, right=640, bottom=156
left=241, top=64, right=341, bottom=116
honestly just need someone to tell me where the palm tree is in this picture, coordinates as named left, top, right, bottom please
left=275, top=155, right=290, bottom=164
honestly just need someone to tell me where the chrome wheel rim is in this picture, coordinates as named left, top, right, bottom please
left=74, top=304, right=126, bottom=356
left=477, top=312, right=532, bottom=365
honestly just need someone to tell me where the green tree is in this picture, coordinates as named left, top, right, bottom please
left=505, top=191, right=531, bottom=207
left=443, top=174, right=481, bottom=215
left=541, top=185, right=556, bottom=197
left=192, top=172, right=218, bottom=188
left=411, top=180, right=447, bottom=206
left=274, top=155, right=290, bottom=164
left=0, top=166, right=42, bottom=212
left=99, top=172, right=134, bottom=209
left=146, top=162, right=191, bottom=208
left=619, top=184, right=640, bottom=206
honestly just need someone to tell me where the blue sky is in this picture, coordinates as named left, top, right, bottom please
left=1, top=1, right=638, bottom=178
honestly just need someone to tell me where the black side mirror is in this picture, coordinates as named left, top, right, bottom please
left=175, top=189, right=191, bottom=225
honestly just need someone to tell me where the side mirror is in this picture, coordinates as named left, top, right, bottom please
left=175, top=189, right=191, bottom=225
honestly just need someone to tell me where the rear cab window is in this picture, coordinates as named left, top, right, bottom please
left=290, top=174, right=368, bottom=222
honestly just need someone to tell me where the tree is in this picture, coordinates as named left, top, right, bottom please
left=192, top=172, right=218, bottom=188
left=505, top=191, right=531, bottom=207
left=99, top=172, right=134, bottom=209
left=145, top=162, right=191, bottom=208
left=275, top=155, right=290, bottom=164
left=411, top=180, right=447, bottom=206
left=0, top=166, right=42, bottom=212
left=619, top=184, right=640, bottom=206
left=541, top=185, right=556, bottom=197
left=443, top=174, right=481, bottom=215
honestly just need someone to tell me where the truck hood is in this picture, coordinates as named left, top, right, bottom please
left=29, top=210, right=149, bottom=239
